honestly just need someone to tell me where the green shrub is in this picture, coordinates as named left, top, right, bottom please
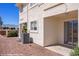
left=70, top=47, right=79, bottom=56
left=22, top=26, right=27, bottom=33
left=7, top=31, right=18, bottom=37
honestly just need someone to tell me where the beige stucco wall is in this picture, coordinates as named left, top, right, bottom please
left=28, top=4, right=44, bottom=46
left=27, top=3, right=79, bottom=46
left=19, top=3, right=79, bottom=46
left=43, top=3, right=79, bottom=18
left=44, top=18, right=58, bottom=46
left=27, top=3, right=64, bottom=46
left=44, top=10, right=78, bottom=46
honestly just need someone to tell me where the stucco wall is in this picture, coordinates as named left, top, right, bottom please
left=44, top=18, right=58, bottom=46
left=44, top=10, right=78, bottom=46
left=27, top=3, right=79, bottom=46
left=19, top=3, right=79, bottom=46
left=43, top=3, right=79, bottom=18
left=28, top=5, right=44, bottom=46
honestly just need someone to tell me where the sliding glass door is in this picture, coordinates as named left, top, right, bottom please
left=64, top=20, right=78, bottom=48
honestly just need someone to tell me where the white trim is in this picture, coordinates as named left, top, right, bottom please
left=30, top=30, right=38, bottom=33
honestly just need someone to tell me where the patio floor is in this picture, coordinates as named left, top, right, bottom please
left=45, top=45, right=72, bottom=56
left=0, top=35, right=62, bottom=56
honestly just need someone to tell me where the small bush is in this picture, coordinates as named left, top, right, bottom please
left=70, top=47, right=79, bottom=56
left=22, top=26, right=27, bottom=33
left=7, top=31, right=18, bottom=37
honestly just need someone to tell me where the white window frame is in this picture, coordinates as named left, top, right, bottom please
left=30, top=20, right=38, bottom=32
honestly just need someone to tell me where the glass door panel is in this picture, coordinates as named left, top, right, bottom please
left=73, top=20, right=78, bottom=46
left=67, top=21, right=73, bottom=45
left=64, top=20, right=78, bottom=47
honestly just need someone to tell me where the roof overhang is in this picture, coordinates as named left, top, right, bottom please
left=16, top=3, right=23, bottom=10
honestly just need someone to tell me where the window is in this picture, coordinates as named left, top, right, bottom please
left=30, top=3, right=35, bottom=7
left=64, top=20, right=78, bottom=47
left=30, top=21, right=37, bottom=30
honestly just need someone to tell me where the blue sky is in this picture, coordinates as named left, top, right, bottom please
left=0, top=3, right=19, bottom=25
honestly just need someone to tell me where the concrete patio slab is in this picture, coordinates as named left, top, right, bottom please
left=45, top=45, right=72, bottom=56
